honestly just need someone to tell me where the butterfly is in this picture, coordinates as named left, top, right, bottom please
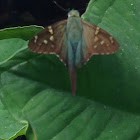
left=28, top=10, right=120, bottom=95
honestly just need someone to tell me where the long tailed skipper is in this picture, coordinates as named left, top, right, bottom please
left=28, top=10, right=120, bottom=95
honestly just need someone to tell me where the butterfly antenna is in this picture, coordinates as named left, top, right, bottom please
left=53, top=1, right=69, bottom=12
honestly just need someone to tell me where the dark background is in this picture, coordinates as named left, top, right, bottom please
left=0, top=0, right=89, bottom=29
left=0, top=0, right=89, bottom=139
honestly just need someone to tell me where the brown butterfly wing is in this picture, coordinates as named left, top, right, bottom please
left=82, top=20, right=120, bottom=62
left=28, top=20, right=67, bottom=63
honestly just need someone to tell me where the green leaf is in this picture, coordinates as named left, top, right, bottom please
left=0, top=0, right=140, bottom=140
left=0, top=25, right=43, bottom=41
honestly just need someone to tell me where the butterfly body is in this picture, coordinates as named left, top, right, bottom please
left=65, top=13, right=85, bottom=89
left=28, top=10, right=120, bottom=95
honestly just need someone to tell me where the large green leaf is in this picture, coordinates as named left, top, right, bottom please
left=0, top=0, right=140, bottom=140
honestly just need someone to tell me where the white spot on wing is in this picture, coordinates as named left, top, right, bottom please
left=35, top=35, right=38, bottom=39
left=50, top=36, right=54, bottom=41
left=34, top=35, right=38, bottom=43
left=97, top=27, right=100, bottom=30
left=109, top=36, right=114, bottom=43
left=49, top=29, right=53, bottom=34
left=43, top=40, right=48, bottom=44
left=100, top=40, right=104, bottom=45
left=95, top=27, right=100, bottom=35
left=94, top=45, right=97, bottom=48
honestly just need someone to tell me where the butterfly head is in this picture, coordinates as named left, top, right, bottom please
left=68, top=10, right=80, bottom=17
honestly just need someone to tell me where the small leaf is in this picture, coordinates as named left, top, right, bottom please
left=0, top=25, right=43, bottom=40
